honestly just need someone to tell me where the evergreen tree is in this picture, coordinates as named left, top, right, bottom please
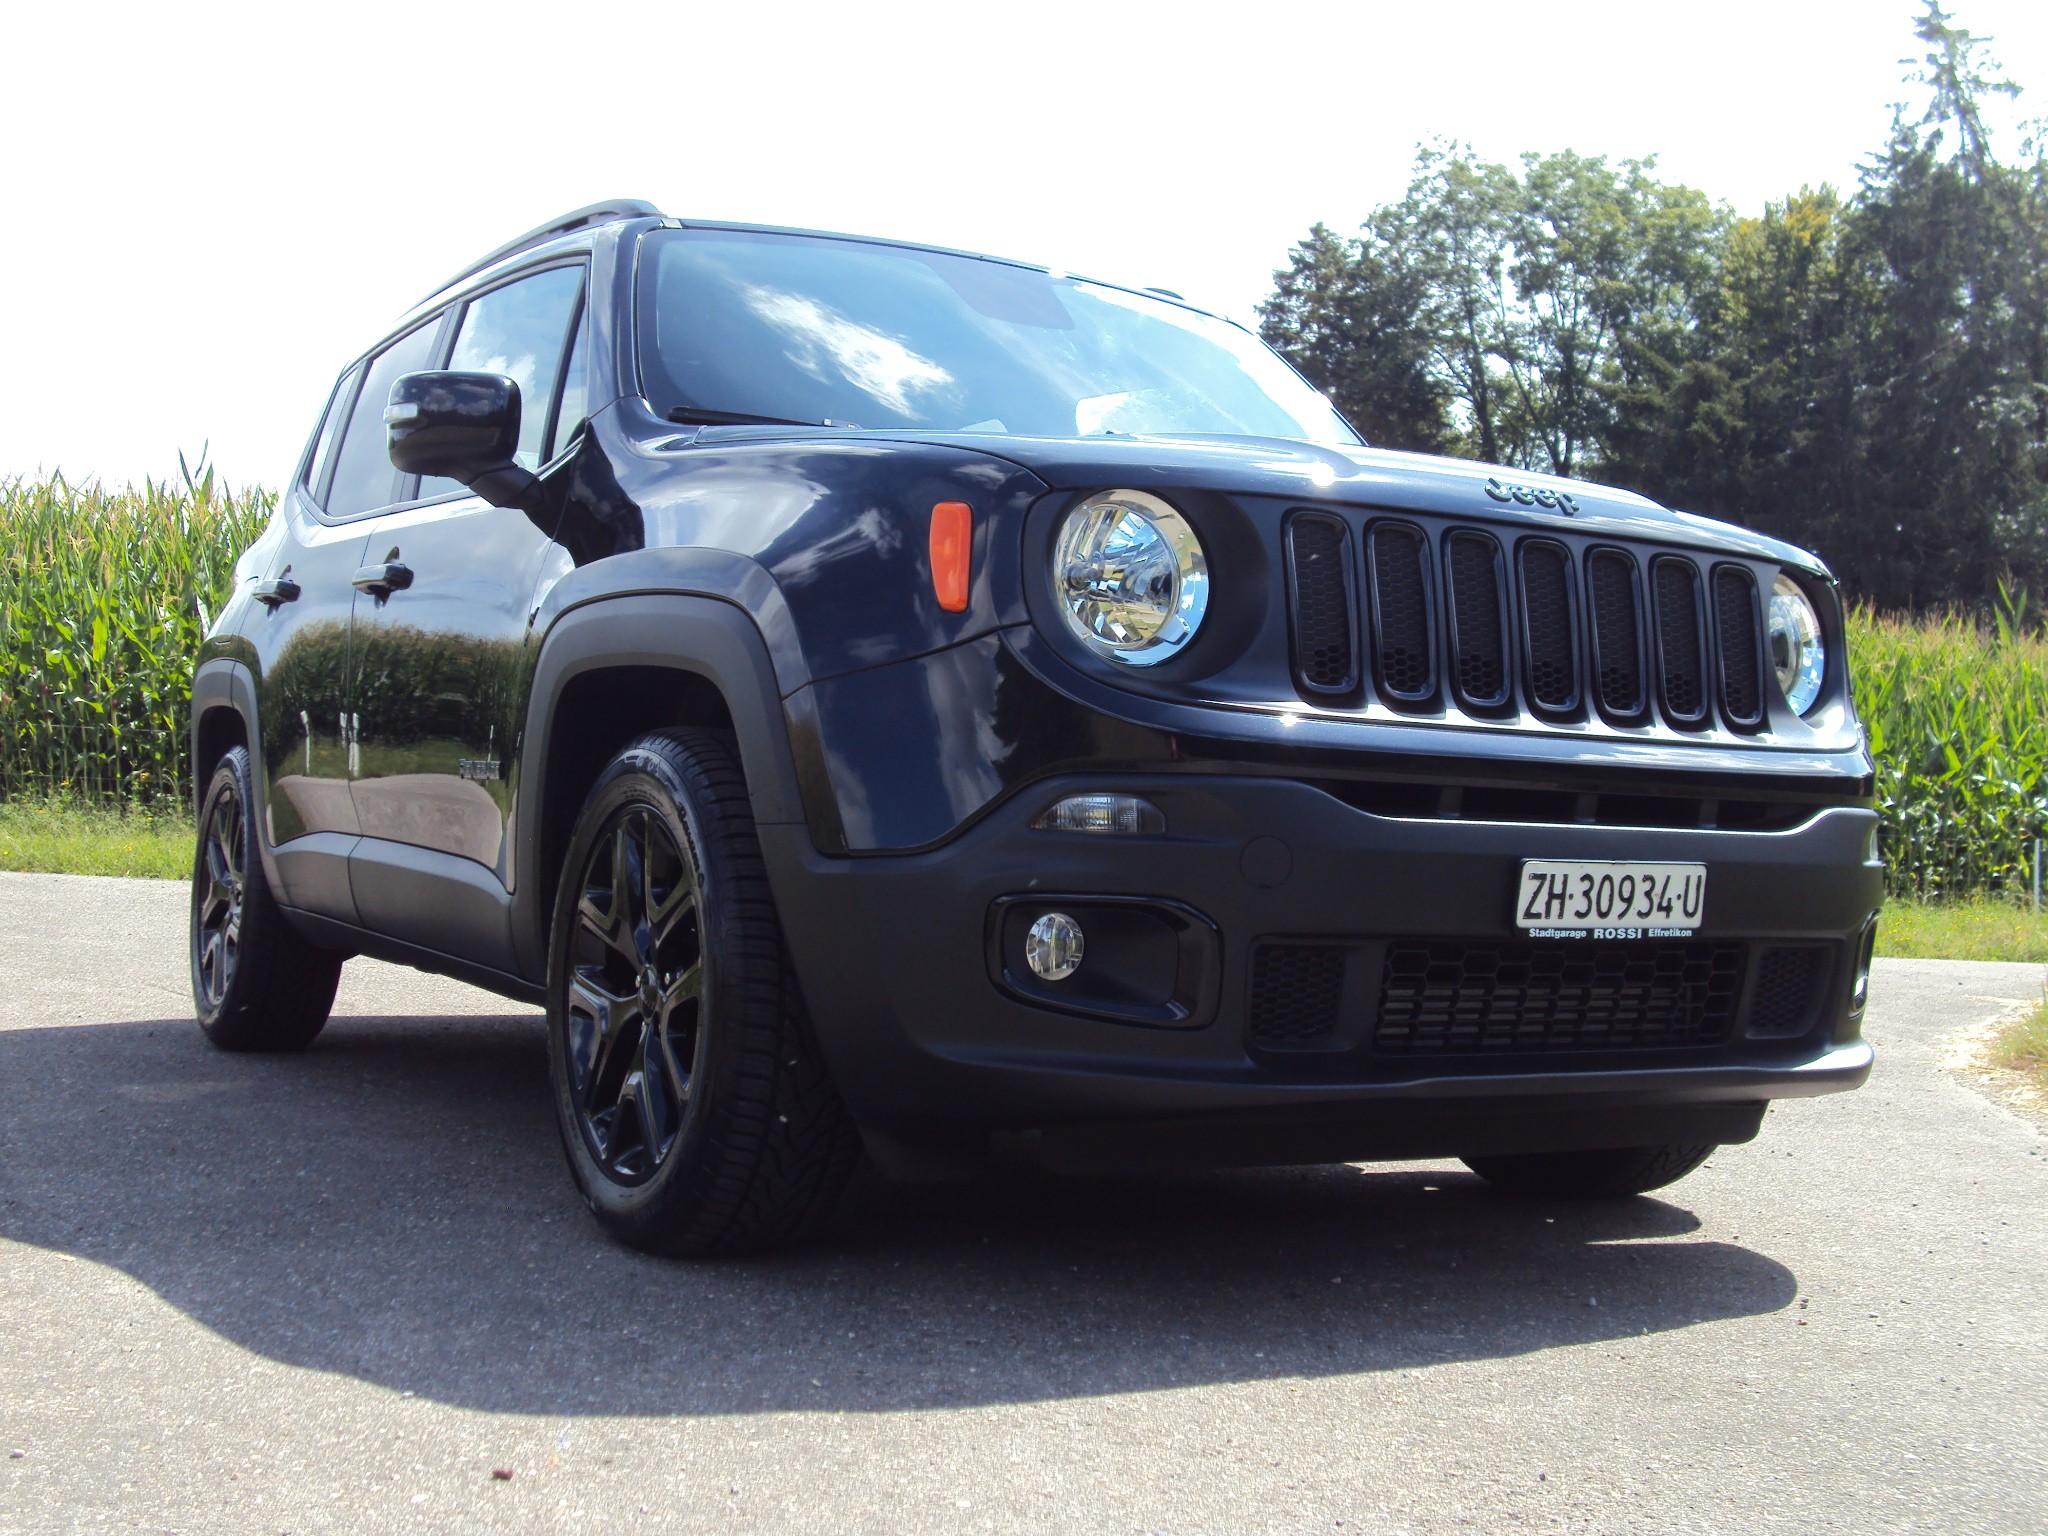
left=1257, top=223, right=1451, bottom=451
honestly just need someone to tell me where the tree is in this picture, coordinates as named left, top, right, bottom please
left=1258, top=223, right=1450, bottom=451
left=1265, top=146, right=1722, bottom=478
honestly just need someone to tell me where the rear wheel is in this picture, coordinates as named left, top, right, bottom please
left=190, top=746, right=342, bottom=1051
left=1461, top=1143, right=1717, bottom=1198
left=545, top=728, right=860, bottom=1255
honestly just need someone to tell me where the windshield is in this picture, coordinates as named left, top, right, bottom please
left=636, top=228, right=1361, bottom=446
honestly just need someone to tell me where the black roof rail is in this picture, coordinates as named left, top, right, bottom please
left=420, top=199, right=665, bottom=303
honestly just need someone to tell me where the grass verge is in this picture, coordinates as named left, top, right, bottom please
left=0, top=798, right=193, bottom=880
left=1876, top=895, right=2048, bottom=964
left=1987, top=994, right=2048, bottom=1093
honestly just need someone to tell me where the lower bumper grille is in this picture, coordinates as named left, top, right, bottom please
left=1244, top=937, right=1810, bottom=1057
left=1247, top=944, right=1347, bottom=1044
left=1375, top=941, right=1742, bottom=1054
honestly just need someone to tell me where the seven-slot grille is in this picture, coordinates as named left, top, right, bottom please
left=1282, top=513, right=1781, bottom=731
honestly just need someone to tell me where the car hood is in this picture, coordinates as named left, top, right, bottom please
left=888, top=429, right=1827, bottom=576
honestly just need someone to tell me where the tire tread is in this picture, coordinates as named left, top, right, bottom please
left=551, top=728, right=860, bottom=1255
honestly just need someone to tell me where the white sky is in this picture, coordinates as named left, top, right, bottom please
left=3, top=0, right=2043, bottom=489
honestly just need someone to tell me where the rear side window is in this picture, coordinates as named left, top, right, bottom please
left=324, top=321, right=447, bottom=518
left=300, top=368, right=357, bottom=502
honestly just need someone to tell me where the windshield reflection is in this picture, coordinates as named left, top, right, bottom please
left=639, top=229, right=1359, bottom=446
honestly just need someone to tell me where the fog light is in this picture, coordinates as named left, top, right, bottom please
left=1025, top=912, right=1085, bottom=981
left=1032, top=794, right=1166, bottom=835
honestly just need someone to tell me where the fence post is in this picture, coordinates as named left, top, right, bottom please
left=2035, top=835, right=2042, bottom=915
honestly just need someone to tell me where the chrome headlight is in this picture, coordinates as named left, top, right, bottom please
left=1053, top=490, right=1209, bottom=666
left=1768, top=574, right=1827, bottom=714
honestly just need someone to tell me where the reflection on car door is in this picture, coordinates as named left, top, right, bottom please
left=250, top=364, right=372, bottom=920
left=344, top=264, right=587, bottom=969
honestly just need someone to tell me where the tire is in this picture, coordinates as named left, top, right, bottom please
left=545, top=728, right=861, bottom=1255
left=190, top=746, right=343, bottom=1051
left=1461, top=1142, right=1717, bottom=1198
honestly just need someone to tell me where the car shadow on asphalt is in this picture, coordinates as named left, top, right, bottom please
left=0, top=1012, right=1798, bottom=1415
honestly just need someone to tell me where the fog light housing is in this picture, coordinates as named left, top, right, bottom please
left=1025, top=912, right=1085, bottom=980
left=1032, top=794, right=1166, bottom=835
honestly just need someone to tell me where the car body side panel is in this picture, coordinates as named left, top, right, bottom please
left=545, top=404, right=1043, bottom=683
left=346, top=494, right=563, bottom=877
left=245, top=497, right=370, bottom=855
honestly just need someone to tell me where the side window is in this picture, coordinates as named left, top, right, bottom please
left=448, top=266, right=586, bottom=470
left=300, top=367, right=358, bottom=505
left=324, top=320, right=446, bottom=519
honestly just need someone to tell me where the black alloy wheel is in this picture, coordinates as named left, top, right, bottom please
left=190, top=745, right=342, bottom=1051
left=193, top=777, right=248, bottom=1013
left=545, top=728, right=861, bottom=1255
left=562, top=805, right=705, bottom=1184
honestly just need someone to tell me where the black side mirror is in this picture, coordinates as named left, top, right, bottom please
left=385, top=371, right=537, bottom=509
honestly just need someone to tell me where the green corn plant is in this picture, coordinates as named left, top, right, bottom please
left=1849, top=605, right=2048, bottom=901
left=0, top=463, right=271, bottom=810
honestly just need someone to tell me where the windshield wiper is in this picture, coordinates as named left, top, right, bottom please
left=667, top=405, right=835, bottom=428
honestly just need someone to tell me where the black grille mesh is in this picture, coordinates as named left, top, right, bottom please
left=1281, top=514, right=1776, bottom=733
left=1520, top=542, right=1578, bottom=711
left=1588, top=550, right=1645, bottom=717
left=1369, top=524, right=1434, bottom=700
left=1713, top=567, right=1765, bottom=727
left=1248, top=945, right=1346, bottom=1044
left=1747, top=947, right=1827, bottom=1038
left=1446, top=532, right=1509, bottom=707
left=1287, top=515, right=1357, bottom=694
left=1652, top=558, right=1708, bottom=724
left=1375, top=941, right=1741, bottom=1054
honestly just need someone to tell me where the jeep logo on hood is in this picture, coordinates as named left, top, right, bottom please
left=1485, top=476, right=1579, bottom=514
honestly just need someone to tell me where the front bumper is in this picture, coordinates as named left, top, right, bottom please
left=763, top=775, right=1880, bottom=1173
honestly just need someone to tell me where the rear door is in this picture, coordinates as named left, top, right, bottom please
left=344, top=263, right=587, bottom=966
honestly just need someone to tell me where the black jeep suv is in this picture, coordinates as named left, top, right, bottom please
left=190, top=200, right=1879, bottom=1253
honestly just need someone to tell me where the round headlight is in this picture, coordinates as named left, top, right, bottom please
left=1053, top=490, right=1209, bottom=666
left=1768, top=574, right=1827, bottom=714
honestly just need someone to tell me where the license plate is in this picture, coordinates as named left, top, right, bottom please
left=1516, top=860, right=1706, bottom=938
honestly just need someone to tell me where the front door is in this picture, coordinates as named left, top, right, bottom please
left=344, top=264, right=586, bottom=955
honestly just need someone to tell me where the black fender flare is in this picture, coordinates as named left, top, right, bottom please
left=510, top=591, right=813, bottom=979
left=189, top=655, right=264, bottom=846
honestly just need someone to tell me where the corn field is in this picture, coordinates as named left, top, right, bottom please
left=1849, top=605, right=2048, bottom=900
left=0, top=466, right=269, bottom=809
left=3, top=471, right=2045, bottom=898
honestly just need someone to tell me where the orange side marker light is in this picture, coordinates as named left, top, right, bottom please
left=930, top=501, right=972, bottom=612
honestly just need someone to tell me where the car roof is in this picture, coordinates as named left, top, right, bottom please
left=372, top=202, right=1240, bottom=372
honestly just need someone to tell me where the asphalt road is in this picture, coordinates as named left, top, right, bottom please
left=0, top=872, right=2043, bottom=1536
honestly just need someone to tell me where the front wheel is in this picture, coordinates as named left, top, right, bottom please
left=545, top=728, right=860, bottom=1255
left=190, top=746, right=342, bottom=1051
left=1461, top=1143, right=1717, bottom=1198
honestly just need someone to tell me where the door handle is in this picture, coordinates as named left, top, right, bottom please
left=251, top=575, right=301, bottom=608
left=352, top=560, right=414, bottom=596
